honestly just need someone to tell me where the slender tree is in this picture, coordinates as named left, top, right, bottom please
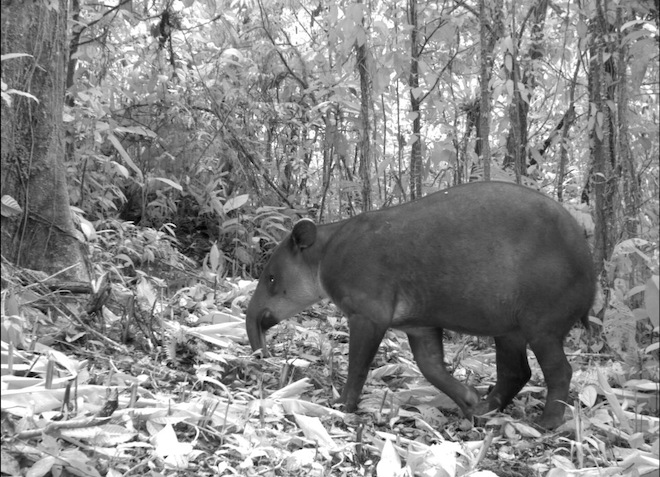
left=589, top=0, right=618, bottom=278
left=478, top=0, right=503, bottom=180
left=616, top=5, right=640, bottom=240
left=556, top=59, right=581, bottom=202
left=408, top=0, right=423, bottom=199
left=356, top=0, right=373, bottom=211
left=503, top=0, right=549, bottom=180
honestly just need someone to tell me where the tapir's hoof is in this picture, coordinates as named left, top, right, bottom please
left=459, top=385, right=484, bottom=419
left=334, top=396, right=358, bottom=413
left=536, top=413, right=565, bottom=430
left=336, top=403, right=357, bottom=413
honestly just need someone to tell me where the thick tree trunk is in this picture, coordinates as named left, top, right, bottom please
left=1, top=0, right=89, bottom=281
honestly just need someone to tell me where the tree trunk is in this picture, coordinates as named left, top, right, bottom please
left=589, top=0, right=618, bottom=278
left=478, top=0, right=503, bottom=181
left=503, top=0, right=548, bottom=179
left=616, top=6, right=639, bottom=239
left=556, top=60, right=580, bottom=202
left=408, top=0, right=423, bottom=199
left=504, top=43, right=524, bottom=183
left=356, top=3, right=372, bottom=212
left=1, top=0, right=89, bottom=281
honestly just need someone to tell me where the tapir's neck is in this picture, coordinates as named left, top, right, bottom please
left=301, top=221, right=345, bottom=301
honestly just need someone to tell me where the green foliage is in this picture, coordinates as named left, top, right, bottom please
left=62, top=0, right=657, bottom=243
left=595, top=238, right=659, bottom=374
left=90, top=218, right=194, bottom=282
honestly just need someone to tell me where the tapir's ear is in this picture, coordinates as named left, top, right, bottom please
left=291, top=219, right=317, bottom=250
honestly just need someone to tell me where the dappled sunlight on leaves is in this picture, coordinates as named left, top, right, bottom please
left=1, top=246, right=658, bottom=475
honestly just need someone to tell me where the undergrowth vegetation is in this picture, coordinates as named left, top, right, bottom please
left=1, top=219, right=658, bottom=476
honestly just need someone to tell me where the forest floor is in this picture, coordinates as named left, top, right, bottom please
left=1, top=264, right=659, bottom=477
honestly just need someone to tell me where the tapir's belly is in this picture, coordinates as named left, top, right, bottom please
left=333, top=274, right=522, bottom=336
left=388, top=291, right=519, bottom=336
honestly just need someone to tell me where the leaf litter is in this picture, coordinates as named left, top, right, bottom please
left=1, top=273, right=658, bottom=477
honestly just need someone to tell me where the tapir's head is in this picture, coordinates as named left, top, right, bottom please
left=246, top=219, right=325, bottom=357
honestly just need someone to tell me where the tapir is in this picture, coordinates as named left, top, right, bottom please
left=246, top=181, right=595, bottom=429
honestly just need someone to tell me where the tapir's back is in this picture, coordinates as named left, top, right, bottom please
left=318, top=181, right=595, bottom=336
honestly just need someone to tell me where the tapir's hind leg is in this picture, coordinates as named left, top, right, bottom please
left=528, top=335, right=573, bottom=429
left=475, top=332, right=532, bottom=417
left=407, top=328, right=480, bottom=418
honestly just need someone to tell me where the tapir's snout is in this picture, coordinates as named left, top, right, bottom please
left=246, top=304, right=280, bottom=358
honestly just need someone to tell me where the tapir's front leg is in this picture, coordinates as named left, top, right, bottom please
left=338, top=315, right=389, bottom=411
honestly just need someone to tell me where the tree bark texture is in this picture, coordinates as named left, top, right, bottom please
left=616, top=6, right=639, bottom=239
left=556, top=60, right=580, bottom=202
left=503, top=0, right=549, bottom=180
left=408, top=0, right=423, bottom=200
left=356, top=8, right=372, bottom=212
left=478, top=0, right=503, bottom=181
left=589, top=0, right=618, bottom=279
left=1, top=0, right=89, bottom=280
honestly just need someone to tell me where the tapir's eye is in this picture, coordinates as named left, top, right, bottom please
left=266, top=274, right=276, bottom=293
